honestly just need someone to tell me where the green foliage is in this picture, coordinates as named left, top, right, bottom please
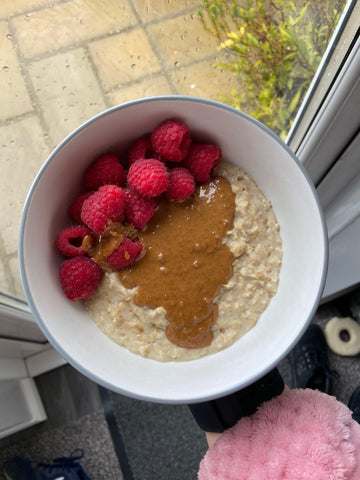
left=198, top=0, right=347, bottom=139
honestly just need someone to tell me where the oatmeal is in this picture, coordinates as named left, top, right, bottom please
left=86, top=161, right=283, bottom=361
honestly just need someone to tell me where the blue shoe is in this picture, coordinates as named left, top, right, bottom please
left=2, top=450, right=92, bottom=480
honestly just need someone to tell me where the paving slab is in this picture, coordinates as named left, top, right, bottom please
left=0, top=21, right=33, bottom=121
left=0, top=115, right=50, bottom=256
left=147, top=10, right=219, bottom=69
left=89, top=28, right=162, bottom=91
left=108, top=74, right=174, bottom=105
left=11, top=0, right=138, bottom=59
left=0, top=0, right=51, bottom=19
left=0, top=257, right=11, bottom=296
left=28, top=48, right=107, bottom=147
left=9, top=256, right=25, bottom=300
left=169, top=57, right=240, bottom=100
left=132, top=0, right=201, bottom=23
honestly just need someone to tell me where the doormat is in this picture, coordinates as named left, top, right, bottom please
left=99, top=387, right=208, bottom=480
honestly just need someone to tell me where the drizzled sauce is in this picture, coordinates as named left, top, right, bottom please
left=118, top=176, right=236, bottom=349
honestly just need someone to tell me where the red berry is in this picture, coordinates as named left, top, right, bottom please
left=167, top=167, right=195, bottom=201
left=56, top=226, right=92, bottom=257
left=83, top=153, right=126, bottom=190
left=107, top=237, right=143, bottom=269
left=81, top=185, right=125, bottom=235
left=124, top=188, right=156, bottom=230
left=127, top=159, right=169, bottom=197
left=59, top=256, right=102, bottom=301
left=183, top=144, right=221, bottom=182
left=68, top=191, right=94, bottom=224
left=151, top=119, right=191, bottom=162
left=128, top=136, right=158, bottom=166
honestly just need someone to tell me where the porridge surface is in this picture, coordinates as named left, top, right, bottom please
left=86, top=161, right=283, bottom=361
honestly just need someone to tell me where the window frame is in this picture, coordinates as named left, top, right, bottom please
left=287, top=0, right=360, bottom=186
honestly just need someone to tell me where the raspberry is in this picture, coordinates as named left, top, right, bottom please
left=127, top=159, right=169, bottom=197
left=183, top=143, right=221, bottom=182
left=124, top=188, right=156, bottom=230
left=68, top=191, right=94, bottom=224
left=81, top=185, right=125, bottom=235
left=167, top=167, right=195, bottom=201
left=107, top=237, right=143, bottom=270
left=56, top=226, right=92, bottom=257
left=83, top=153, right=126, bottom=190
left=59, top=256, right=102, bottom=301
left=151, top=119, right=191, bottom=162
left=128, top=136, right=158, bottom=166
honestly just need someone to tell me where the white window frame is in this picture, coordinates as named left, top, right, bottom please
left=287, top=3, right=360, bottom=299
left=287, top=0, right=360, bottom=185
left=294, top=35, right=360, bottom=185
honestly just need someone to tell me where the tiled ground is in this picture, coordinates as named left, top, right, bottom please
left=0, top=0, right=238, bottom=299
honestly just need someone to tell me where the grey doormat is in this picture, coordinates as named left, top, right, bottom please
left=100, top=388, right=208, bottom=480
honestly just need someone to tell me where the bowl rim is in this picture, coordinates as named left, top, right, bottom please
left=18, top=95, right=329, bottom=403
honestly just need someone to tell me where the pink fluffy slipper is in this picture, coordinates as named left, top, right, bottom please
left=198, top=389, right=360, bottom=480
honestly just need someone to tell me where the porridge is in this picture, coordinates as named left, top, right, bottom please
left=85, top=161, right=283, bottom=361
left=55, top=118, right=283, bottom=361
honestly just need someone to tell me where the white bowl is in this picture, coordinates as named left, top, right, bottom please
left=19, top=96, right=328, bottom=404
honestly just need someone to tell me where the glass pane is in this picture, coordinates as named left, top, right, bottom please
left=0, top=0, right=351, bottom=300
left=197, top=0, right=350, bottom=140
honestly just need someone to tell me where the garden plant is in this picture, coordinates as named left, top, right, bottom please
left=198, top=0, right=347, bottom=139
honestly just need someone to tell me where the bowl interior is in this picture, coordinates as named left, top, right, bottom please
left=19, top=97, right=328, bottom=404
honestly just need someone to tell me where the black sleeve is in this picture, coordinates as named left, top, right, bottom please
left=188, top=368, right=285, bottom=432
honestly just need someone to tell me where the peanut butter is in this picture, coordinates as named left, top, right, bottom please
left=118, top=176, right=236, bottom=349
left=83, top=223, right=135, bottom=271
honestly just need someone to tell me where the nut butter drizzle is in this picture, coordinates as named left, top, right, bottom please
left=118, top=176, right=236, bottom=349
left=82, top=223, right=135, bottom=271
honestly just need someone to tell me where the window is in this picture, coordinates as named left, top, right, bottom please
left=198, top=0, right=351, bottom=140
